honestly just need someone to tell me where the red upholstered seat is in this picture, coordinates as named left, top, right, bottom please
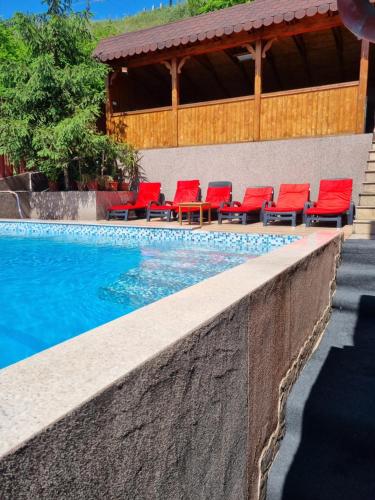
left=220, top=186, right=273, bottom=213
left=205, top=185, right=231, bottom=209
left=264, top=184, right=310, bottom=212
left=150, top=180, right=200, bottom=210
left=183, top=185, right=232, bottom=212
left=305, top=179, right=353, bottom=215
left=108, top=182, right=161, bottom=211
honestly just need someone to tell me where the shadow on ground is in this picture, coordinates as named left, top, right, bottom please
left=280, top=294, right=375, bottom=500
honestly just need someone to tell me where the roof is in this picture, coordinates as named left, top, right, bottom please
left=94, top=0, right=338, bottom=62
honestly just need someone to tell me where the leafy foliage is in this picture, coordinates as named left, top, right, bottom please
left=0, top=0, right=128, bottom=186
left=187, top=0, right=249, bottom=15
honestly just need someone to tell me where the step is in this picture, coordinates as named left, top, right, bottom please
left=355, top=206, right=375, bottom=220
left=366, top=159, right=375, bottom=171
left=362, top=182, right=375, bottom=194
left=358, top=193, right=375, bottom=206
left=368, top=151, right=375, bottom=161
left=354, top=220, right=375, bottom=235
left=365, top=171, right=375, bottom=182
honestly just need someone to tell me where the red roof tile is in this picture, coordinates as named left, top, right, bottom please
left=94, top=0, right=338, bottom=62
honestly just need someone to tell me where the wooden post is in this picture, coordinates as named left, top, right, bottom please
left=356, top=39, right=369, bottom=133
left=105, top=73, right=113, bottom=135
left=171, top=58, right=179, bottom=146
left=254, top=39, right=262, bottom=141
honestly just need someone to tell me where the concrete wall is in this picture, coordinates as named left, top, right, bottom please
left=0, top=191, right=136, bottom=220
left=0, top=229, right=341, bottom=500
left=29, top=192, right=136, bottom=220
left=140, top=134, right=373, bottom=204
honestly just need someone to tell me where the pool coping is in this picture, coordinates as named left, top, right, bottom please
left=0, top=223, right=339, bottom=459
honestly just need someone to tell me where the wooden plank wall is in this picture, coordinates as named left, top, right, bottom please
left=260, top=83, right=359, bottom=140
left=0, top=155, right=13, bottom=178
left=107, top=82, right=360, bottom=149
left=108, top=109, right=175, bottom=149
left=178, top=98, right=255, bottom=146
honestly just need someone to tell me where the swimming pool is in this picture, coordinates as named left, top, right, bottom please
left=0, top=222, right=298, bottom=369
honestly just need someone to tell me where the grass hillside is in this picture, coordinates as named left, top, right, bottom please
left=91, top=3, right=191, bottom=42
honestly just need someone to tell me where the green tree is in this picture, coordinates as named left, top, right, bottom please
left=187, top=0, right=249, bottom=15
left=0, top=0, right=123, bottom=188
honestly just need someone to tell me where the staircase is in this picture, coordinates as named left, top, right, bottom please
left=354, top=132, right=375, bottom=236
left=266, top=239, right=375, bottom=500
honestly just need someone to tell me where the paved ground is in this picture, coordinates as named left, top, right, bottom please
left=267, top=239, right=375, bottom=500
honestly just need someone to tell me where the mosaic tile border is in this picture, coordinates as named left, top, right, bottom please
left=0, top=221, right=300, bottom=253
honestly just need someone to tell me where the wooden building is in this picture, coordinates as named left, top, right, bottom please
left=94, top=0, right=374, bottom=150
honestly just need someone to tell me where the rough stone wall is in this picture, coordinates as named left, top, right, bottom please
left=0, top=191, right=136, bottom=220
left=246, top=238, right=341, bottom=499
left=140, top=134, right=372, bottom=204
left=0, top=236, right=341, bottom=500
left=0, top=303, right=249, bottom=500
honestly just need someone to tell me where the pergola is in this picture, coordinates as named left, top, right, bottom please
left=94, top=0, right=374, bottom=149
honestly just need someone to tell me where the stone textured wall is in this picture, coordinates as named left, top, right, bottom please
left=0, top=235, right=341, bottom=500
left=140, top=134, right=372, bottom=204
left=246, top=240, right=341, bottom=499
left=0, top=191, right=136, bottom=220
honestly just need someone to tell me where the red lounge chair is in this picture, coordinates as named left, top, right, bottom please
left=304, top=178, right=354, bottom=228
left=147, top=180, right=200, bottom=221
left=263, top=183, right=310, bottom=227
left=107, top=182, right=161, bottom=221
left=218, top=186, right=273, bottom=225
left=187, top=181, right=232, bottom=221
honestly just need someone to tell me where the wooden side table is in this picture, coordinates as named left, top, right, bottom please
left=178, top=202, right=212, bottom=226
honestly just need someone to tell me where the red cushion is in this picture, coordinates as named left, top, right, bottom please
left=174, top=180, right=200, bottom=204
left=205, top=186, right=231, bottom=206
left=312, top=179, right=353, bottom=213
left=272, top=183, right=310, bottom=211
left=305, top=206, right=349, bottom=215
left=242, top=186, right=273, bottom=208
left=220, top=205, right=260, bottom=213
left=264, top=205, right=304, bottom=213
left=149, top=204, right=177, bottom=211
left=136, top=182, right=161, bottom=206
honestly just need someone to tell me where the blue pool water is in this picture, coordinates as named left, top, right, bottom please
left=0, top=223, right=298, bottom=369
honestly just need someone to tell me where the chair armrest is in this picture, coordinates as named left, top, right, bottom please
left=220, top=201, right=231, bottom=209
left=232, top=201, right=242, bottom=207
left=303, top=201, right=314, bottom=212
left=147, top=200, right=160, bottom=208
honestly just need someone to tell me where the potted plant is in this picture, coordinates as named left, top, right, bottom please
left=118, top=179, right=129, bottom=191
left=103, top=175, right=118, bottom=191
left=117, top=145, right=146, bottom=192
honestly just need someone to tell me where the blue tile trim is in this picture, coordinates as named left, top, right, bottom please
left=0, top=221, right=300, bottom=253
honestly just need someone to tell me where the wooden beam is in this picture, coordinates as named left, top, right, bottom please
left=193, top=54, right=230, bottom=98
left=123, top=14, right=342, bottom=70
left=253, top=39, right=262, bottom=141
left=293, top=34, right=313, bottom=85
left=169, top=58, right=179, bottom=145
left=331, top=27, right=345, bottom=81
left=356, top=39, right=370, bottom=133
